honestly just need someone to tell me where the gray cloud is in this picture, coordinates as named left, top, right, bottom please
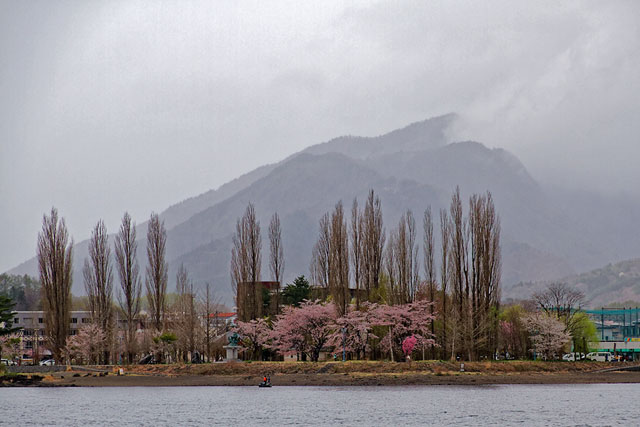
left=1, top=0, right=639, bottom=271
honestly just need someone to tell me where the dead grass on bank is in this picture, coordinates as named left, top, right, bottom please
left=122, top=360, right=626, bottom=377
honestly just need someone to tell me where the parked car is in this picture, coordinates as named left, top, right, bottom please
left=586, top=352, right=614, bottom=362
left=39, top=359, right=55, bottom=366
left=562, top=353, right=585, bottom=361
left=0, top=359, right=14, bottom=366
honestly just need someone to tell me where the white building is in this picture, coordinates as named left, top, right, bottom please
left=10, top=310, right=92, bottom=362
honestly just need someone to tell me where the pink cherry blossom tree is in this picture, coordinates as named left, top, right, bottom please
left=0, top=333, right=21, bottom=362
left=328, top=302, right=379, bottom=360
left=234, top=318, right=271, bottom=360
left=523, top=312, right=570, bottom=360
left=64, top=324, right=106, bottom=364
left=402, top=335, right=417, bottom=359
left=371, top=300, right=436, bottom=361
left=270, top=300, right=337, bottom=362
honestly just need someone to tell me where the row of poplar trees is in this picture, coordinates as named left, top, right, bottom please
left=37, top=208, right=176, bottom=363
left=229, top=188, right=501, bottom=361
left=309, top=188, right=501, bottom=361
left=230, top=204, right=284, bottom=322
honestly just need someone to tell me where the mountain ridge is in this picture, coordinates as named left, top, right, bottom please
left=7, top=114, right=640, bottom=304
left=507, top=258, right=640, bottom=307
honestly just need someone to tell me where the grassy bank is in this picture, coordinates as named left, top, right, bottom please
left=127, top=360, right=628, bottom=376
left=13, top=360, right=640, bottom=387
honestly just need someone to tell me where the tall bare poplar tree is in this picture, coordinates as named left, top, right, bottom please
left=468, top=192, right=501, bottom=357
left=397, top=210, right=419, bottom=303
left=361, top=190, right=385, bottom=301
left=423, top=207, right=436, bottom=355
left=269, top=212, right=284, bottom=312
left=37, top=208, right=73, bottom=363
left=311, top=213, right=330, bottom=290
left=384, top=230, right=397, bottom=304
left=175, top=264, right=196, bottom=361
left=311, top=203, right=350, bottom=315
left=439, top=209, right=450, bottom=359
left=350, top=198, right=363, bottom=309
left=83, top=219, right=113, bottom=363
left=231, top=203, right=262, bottom=321
left=329, top=201, right=350, bottom=316
left=444, top=188, right=502, bottom=361
left=385, top=210, right=419, bottom=305
left=146, top=213, right=168, bottom=332
left=114, top=212, right=141, bottom=364
left=230, top=231, right=247, bottom=305
left=448, top=187, right=470, bottom=358
left=200, top=282, right=219, bottom=362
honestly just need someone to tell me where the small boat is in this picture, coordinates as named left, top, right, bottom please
left=258, top=376, right=272, bottom=387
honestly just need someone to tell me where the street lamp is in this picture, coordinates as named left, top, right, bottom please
left=341, top=327, right=347, bottom=362
left=34, top=328, right=39, bottom=364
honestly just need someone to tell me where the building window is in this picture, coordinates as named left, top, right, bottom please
left=14, top=318, right=19, bottom=324
left=71, top=318, right=78, bottom=324
left=69, top=330, right=77, bottom=336
left=81, top=318, right=90, bottom=324
left=38, top=318, right=44, bottom=324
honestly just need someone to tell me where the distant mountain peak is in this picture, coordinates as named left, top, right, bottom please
left=303, top=113, right=457, bottom=159
left=376, top=112, right=458, bottom=145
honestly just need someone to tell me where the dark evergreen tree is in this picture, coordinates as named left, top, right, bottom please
left=281, top=276, right=311, bottom=307
left=0, top=295, right=19, bottom=336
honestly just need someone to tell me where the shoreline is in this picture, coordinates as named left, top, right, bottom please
left=5, top=361, right=640, bottom=387
left=40, top=371, right=640, bottom=387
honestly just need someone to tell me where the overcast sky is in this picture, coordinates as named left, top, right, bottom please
left=1, top=0, right=639, bottom=272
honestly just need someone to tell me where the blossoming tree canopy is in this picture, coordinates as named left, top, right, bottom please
left=523, top=312, right=571, bottom=360
left=271, top=300, right=337, bottom=362
left=233, top=299, right=437, bottom=362
left=328, top=302, right=378, bottom=357
left=370, top=300, right=436, bottom=355
left=234, top=318, right=271, bottom=358
left=402, top=335, right=418, bottom=356
left=65, top=324, right=106, bottom=364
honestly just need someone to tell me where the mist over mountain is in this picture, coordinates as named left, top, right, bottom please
left=508, top=258, right=640, bottom=307
left=8, top=115, right=640, bottom=304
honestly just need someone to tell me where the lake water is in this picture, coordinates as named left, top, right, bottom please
left=1, top=384, right=637, bottom=426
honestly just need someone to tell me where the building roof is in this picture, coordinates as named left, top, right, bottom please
left=208, top=312, right=236, bottom=319
left=238, top=281, right=280, bottom=291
